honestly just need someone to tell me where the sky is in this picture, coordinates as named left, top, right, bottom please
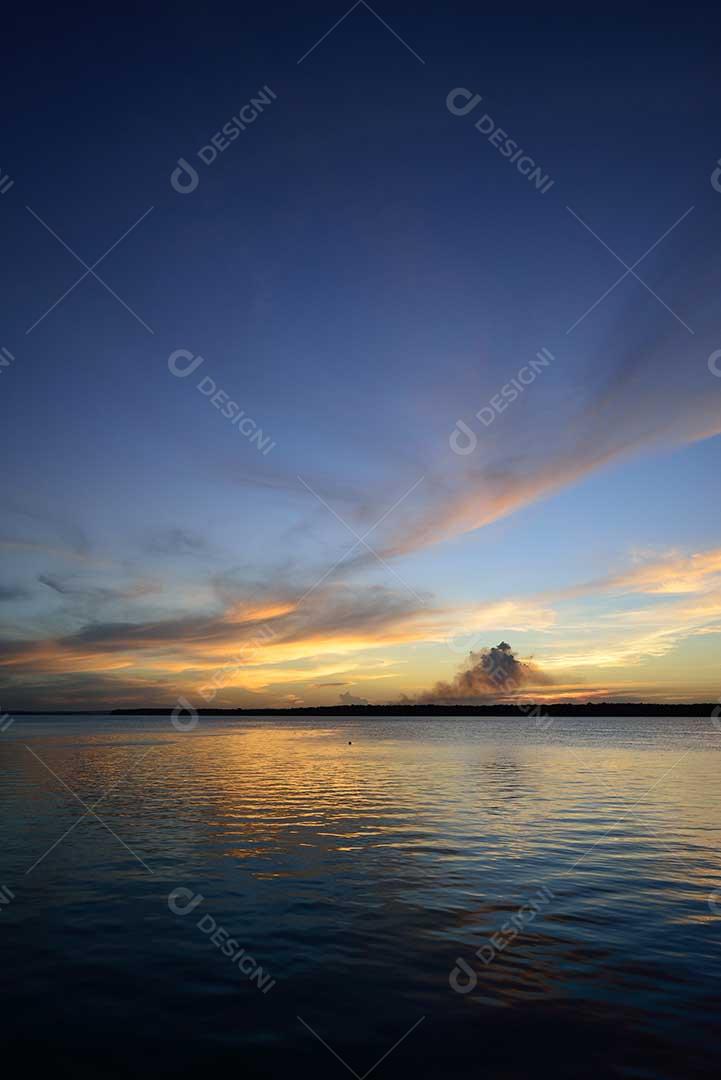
left=2, top=7, right=721, bottom=709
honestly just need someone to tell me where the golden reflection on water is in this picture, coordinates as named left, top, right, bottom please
left=4, top=716, right=721, bottom=1078
left=13, top=717, right=720, bottom=907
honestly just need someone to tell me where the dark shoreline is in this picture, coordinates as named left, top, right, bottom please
left=8, top=702, right=720, bottom=717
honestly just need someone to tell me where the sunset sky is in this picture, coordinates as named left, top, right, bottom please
left=2, top=10, right=721, bottom=708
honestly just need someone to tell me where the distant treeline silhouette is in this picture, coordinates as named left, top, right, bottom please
left=101, top=702, right=720, bottom=718
left=9, top=703, right=718, bottom=717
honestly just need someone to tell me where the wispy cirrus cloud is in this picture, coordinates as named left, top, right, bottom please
left=385, top=382, right=721, bottom=559
left=276, top=276, right=721, bottom=564
left=536, top=548, right=721, bottom=671
left=143, top=527, right=210, bottom=557
left=553, top=548, right=721, bottom=599
left=38, top=573, right=160, bottom=602
left=235, top=340, right=721, bottom=569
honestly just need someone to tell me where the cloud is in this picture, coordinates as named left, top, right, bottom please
left=37, top=574, right=160, bottom=603
left=523, top=546, right=721, bottom=673
left=376, top=283, right=721, bottom=558
left=235, top=468, right=367, bottom=509
left=339, top=691, right=369, bottom=706
left=555, top=547, right=721, bottom=599
left=406, top=641, right=552, bottom=704
left=551, top=590, right=721, bottom=670
left=0, top=571, right=554, bottom=707
left=2, top=500, right=92, bottom=558
left=3, top=540, right=720, bottom=708
left=144, top=528, right=209, bottom=557
left=283, top=693, right=304, bottom=707
left=0, top=585, right=29, bottom=602
left=0, top=540, right=106, bottom=565
left=232, top=297, right=721, bottom=568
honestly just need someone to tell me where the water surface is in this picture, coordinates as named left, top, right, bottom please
left=2, top=715, right=720, bottom=1078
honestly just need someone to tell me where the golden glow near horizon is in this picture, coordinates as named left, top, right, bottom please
left=2, top=542, right=721, bottom=708
left=4, top=29, right=721, bottom=719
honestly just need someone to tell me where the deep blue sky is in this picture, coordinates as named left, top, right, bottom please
left=2, top=6, right=721, bottom=707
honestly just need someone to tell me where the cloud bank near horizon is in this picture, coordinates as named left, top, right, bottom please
left=2, top=542, right=721, bottom=708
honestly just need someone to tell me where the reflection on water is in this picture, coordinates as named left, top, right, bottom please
left=2, top=716, right=721, bottom=1078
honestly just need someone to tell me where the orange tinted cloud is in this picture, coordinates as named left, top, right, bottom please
left=581, top=548, right=721, bottom=596
left=0, top=581, right=555, bottom=705
left=383, top=330, right=721, bottom=558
